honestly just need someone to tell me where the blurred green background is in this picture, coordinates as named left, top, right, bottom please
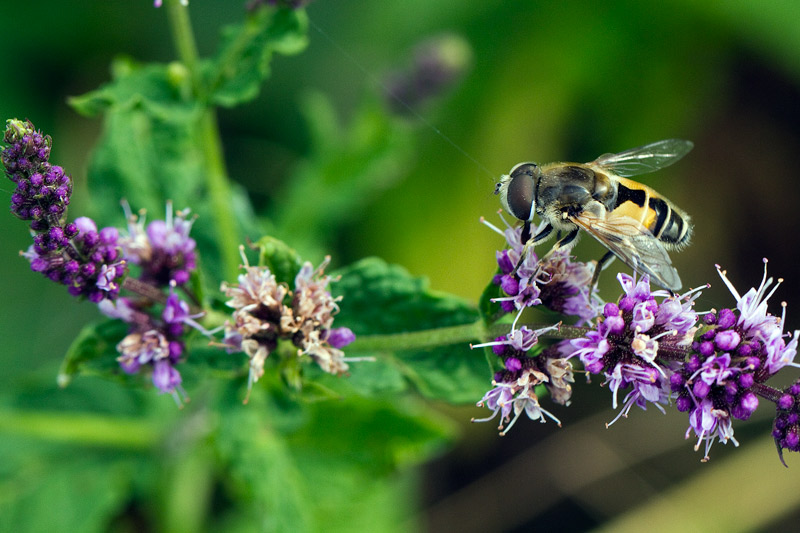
left=3, top=0, right=800, bottom=531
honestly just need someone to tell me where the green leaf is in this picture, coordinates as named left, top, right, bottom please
left=330, top=257, right=489, bottom=403
left=214, top=382, right=452, bottom=533
left=254, top=235, right=304, bottom=285
left=478, top=265, right=504, bottom=325
left=68, top=58, right=206, bottom=224
left=215, top=398, right=313, bottom=533
left=206, top=8, right=309, bottom=108
left=58, top=320, right=130, bottom=388
left=289, top=397, right=453, bottom=532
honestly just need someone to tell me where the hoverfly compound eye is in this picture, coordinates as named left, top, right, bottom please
left=507, top=163, right=537, bottom=221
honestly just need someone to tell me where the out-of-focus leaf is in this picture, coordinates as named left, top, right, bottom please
left=288, top=397, right=453, bottom=532
left=68, top=58, right=260, bottom=281
left=206, top=7, right=308, bottom=108
left=215, top=381, right=451, bottom=533
left=272, top=94, right=414, bottom=258
left=58, top=319, right=130, bottom=388
left=0, top=455, right=135, bottom=533
left=215, top=399, right=313, bottom=533
left=179, top=342, right=247, bottom=377
left=254, top=235, right=304, bottom=285
left=330, top=257, right=488, bottom=403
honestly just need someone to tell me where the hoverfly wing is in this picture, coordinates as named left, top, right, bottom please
left=571, top=211, right=682, bottom=291
left=590, top=139, right=694, bottom=178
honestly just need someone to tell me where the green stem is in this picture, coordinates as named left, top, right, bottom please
left=199, top=111, right=241, bottom=281
left=347, top=320, right=487, bottom=353
left=346, top=320, right=594, bottom=354
left=0, top=410, right=158, bottom=450
left=166, top=0, right=240, bottom=282
left=166, top=0, right=201, bottom=90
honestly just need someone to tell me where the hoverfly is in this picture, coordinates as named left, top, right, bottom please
left=495, top=139, right=693, bottom=291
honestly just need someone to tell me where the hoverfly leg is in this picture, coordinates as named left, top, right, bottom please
left=590, top=250, right=616, bottom=291
left=512, top=223, right=553, bottom=275
left=541, top=228, right=579, bottom=261
left=532, top=223, right=554, bottom=245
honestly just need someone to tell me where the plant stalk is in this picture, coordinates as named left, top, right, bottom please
left=166, top=0, right=240, bottom=282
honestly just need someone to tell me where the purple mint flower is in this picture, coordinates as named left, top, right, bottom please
left=674, top=260, right=799, bottom=461
left=3, top=120, right=127, bottom=303
left=108, top=281, right=213, bottom=405
left=561, top=272, right=703, bottom=425
left=120, top=201, right=197, bottom=286
left=221, top=248, right=358, bottom=402
left=473, top=344, right=574, bottom=434
left=21, top=214, right=126, bottom=302
left=473, top=366, right=561, bottom=435
left=152, top=359, right=182, bottom=394
left=685, top=397, right=738, bottom=462
left=98, top=298, right=137, bottom=322
left=326, top=327, right=356, bottom=349
left=474, top=381, right=515, bottom=427
left=382, top=33, right=471, bottom=116
left=482, top=213, right=599, bottom=327
left=162, top=284, right=214, bottom=336
left=774, top=380, right=800, bottom=466
left=154, top=0, right=188, bottom=7
left=472, top=323, right=561, bottom=357
left=538, top=250, right=601, bottom=325
left=505, top=357, right=522, bottom=372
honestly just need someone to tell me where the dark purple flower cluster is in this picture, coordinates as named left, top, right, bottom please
left=774, top=380, right=800, bottom=466
left=670, top=261, right=799, bottom=460
left=2, top=119, right=67, bottom=227
left=3, top=119, right=127, bottom=302
left=2, top=119, right=209, bottom=400
left=383, top=34, right=471, bottom=116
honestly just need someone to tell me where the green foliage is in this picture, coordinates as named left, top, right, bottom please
left=254, top=235, right=304, bottom=284
left=207, top=7, right=309, bottom=107
left=214, top=386, right=452, bottom=533
left=0, top=453, right=138, bottom=533
left=58, top=319, right=133, bottom=388
left=330, top=257, right=488, bottom=403
left=69, top=58, right=205, bottom=222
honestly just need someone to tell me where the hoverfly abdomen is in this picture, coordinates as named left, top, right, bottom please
left=614, top=180, right=692, bottom=248
left=650, top=197, right=691, bottom=247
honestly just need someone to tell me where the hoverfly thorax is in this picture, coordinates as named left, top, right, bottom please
left=501, top=162, right=541, bottom=222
